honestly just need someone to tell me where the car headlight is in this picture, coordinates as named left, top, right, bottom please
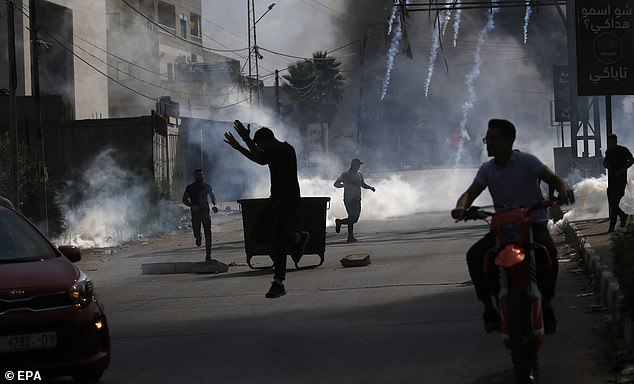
left=68, top=270, right=94, bottom=309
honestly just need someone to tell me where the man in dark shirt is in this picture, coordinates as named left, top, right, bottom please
left=224, top=121, right=309, bottom=298
left=333, top=158, right=375, bottom=243
left=603, top=133, right=634, bottom=232
left=182, top=169, right=218, bottom=262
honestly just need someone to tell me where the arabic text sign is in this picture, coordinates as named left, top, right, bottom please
left=576, top=0, right=634, bottom=95
left=553, top=65, right=570, bottom=122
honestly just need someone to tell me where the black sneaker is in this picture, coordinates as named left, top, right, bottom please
left=483, top=306, right=501, bottom=334
left=335, top=219, right=342, bottom=234
left=265, top=281, right=286, bottom=298
left=291, top=231, right=310, bottom=263
left=195, top=236, right=202, bottom=247
left=346, top=236, right=358, bottom=243
left=543, top=302, right=558, bottom=335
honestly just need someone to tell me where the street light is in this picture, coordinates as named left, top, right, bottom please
left=248, top=2, right=276, bottom=104
left=254, top=2, right=276, bottom=26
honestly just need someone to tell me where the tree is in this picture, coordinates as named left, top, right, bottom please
left=282, top=51, right=345, bottom=123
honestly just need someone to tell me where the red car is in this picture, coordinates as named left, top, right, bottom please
left=0, top=204, right=110, bottom=382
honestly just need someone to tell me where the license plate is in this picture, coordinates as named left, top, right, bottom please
left=0, top=332, right=57, bottom=352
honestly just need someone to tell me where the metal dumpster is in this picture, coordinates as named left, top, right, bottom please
left=237, top=197, right=331, bottom=269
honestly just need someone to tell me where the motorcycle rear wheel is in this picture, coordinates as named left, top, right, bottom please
left=507, top=288, right=539, bottom=384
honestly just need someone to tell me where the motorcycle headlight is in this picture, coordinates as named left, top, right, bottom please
left=68, top=270, right=94, bottom=309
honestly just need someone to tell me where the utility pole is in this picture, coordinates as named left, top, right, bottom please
left=29, top=0, right=49, bottom=234
left=247, top=0, right=252, bottom=104
left=7, top=0, right=20, bottom=208
left=252, top=0, right=260, bottom=104
left=275, top=69, right=280, bottom=115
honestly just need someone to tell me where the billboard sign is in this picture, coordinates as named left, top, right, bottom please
left=576, top=0, right=634, bottom=95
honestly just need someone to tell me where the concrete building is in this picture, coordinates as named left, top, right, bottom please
left=0, top=0, right=109, bottom=119
left=105, top=0, right=243, bottom=118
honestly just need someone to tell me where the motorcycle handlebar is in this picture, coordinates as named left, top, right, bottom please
left=462, top=197, right=569, bottom=222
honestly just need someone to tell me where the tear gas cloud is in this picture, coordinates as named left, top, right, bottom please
left=55, top=149, right=178, bottom=248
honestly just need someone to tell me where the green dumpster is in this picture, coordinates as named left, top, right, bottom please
left=237, top=197, right=331, bottom=269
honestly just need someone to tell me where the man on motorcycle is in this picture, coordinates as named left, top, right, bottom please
left=451, top=119, right=574, bottom=334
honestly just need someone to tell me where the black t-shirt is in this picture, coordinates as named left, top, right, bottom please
left=185, top=182, right=213, bottom=213
left=605, top=145, right=634, bottom=187
left=260, top=141, right=300, bottom=201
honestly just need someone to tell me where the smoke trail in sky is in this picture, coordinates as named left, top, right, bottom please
left=424, top=22, right=441, bottom=97
left=387, top=2, right=398, bottom=35
left=453, top=0, right=462, bottom=47
left=523, top=1, right=533, bottom=44
left=424, top=8, right=452, bottom=97
left=381, top=14, right=402, bottom=100
left=456, top=3, right=499, bottom=165
left=443, top=9, right=452, bottom=35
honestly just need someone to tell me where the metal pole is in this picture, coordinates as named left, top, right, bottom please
left=606, top=95, right=613, bottom=136
left=252, top=0, right=260, bottom=104
left=7, top=0, right=20, bottom=208
left=565, top=1, right=579, bottom=158
left=275, top=69, right=280, bottom=115
left=29, top=0, right=49, bottom=234
left=247, top=0, right=252, bottom=104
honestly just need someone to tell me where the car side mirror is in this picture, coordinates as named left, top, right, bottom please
left=58, top=245, right=82, bottom=263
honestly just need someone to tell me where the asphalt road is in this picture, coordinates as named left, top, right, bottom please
left=51, top=210, right=612, bottom=384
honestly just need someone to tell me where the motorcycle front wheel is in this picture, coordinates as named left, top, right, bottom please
left=507, top=288, right=539, bottom=384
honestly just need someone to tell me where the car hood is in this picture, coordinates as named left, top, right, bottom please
left=0, top=256, right=79, bottom=297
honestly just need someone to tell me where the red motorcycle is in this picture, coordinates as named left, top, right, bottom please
left=463, top=199, right=559, bottom=384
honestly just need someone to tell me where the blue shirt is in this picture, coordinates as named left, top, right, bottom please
left=474, top=151, right=548, bottom=223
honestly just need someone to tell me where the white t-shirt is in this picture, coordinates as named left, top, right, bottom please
left=474, top=151, right=548, bottom=223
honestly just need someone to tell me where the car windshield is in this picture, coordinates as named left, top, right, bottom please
left=0, top=210, right=58, bottom=262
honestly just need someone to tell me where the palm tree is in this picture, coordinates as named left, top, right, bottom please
left=282, top=51, right=345, bottom=123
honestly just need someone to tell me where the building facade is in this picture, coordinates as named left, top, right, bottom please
left=106, top=0, right=242, bottom=118
left=0, top=0, right=108, bottom=120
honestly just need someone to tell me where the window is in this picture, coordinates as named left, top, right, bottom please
left=140, top=2, right=155, bottom=21
left=180, top=18, right=187, bottom=39
left=167, top=63, right=173, bottom=80
left=191, top=53, right=197, bottom=63
left=157, top=1, right=175, bottom=29
left=107, top=13, right=120, bottom=32
left=190, top=13, right=201, bottom=38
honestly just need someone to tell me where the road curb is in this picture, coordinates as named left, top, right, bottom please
left=578, top=230, right=634, bottom=351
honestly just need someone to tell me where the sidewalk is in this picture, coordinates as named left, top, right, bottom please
left=569, top=217, right=634, bottom=378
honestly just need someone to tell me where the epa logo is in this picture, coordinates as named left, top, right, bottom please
left=3, top=371, right=42, bottom=381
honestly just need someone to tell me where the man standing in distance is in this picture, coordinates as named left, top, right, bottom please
left=182, top=168, right=218, bottom=262
left=224, top=121, right=309, bottom=298
left=603, top=133, right=634, bottom=232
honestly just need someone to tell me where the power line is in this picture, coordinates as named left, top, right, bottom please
left=298, top=0, right=346, bottom=21
left=17, top=2, right=251, bottom=108
left=118, top=0, right=249, bottom=54
left=403, top=0, right=566, bottom=11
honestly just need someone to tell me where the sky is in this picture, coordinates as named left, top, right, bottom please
left=201, top=0, right=384, bottom=85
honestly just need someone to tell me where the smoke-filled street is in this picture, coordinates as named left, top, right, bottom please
left=45, top=184, right=608, bottom=384
left=4, top=1, right=634, bottom=383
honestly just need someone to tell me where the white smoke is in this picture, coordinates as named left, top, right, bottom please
left=523, top=2, right=533, bottom=44
left=295, top=168, right=487, bottom=225
left=55, top=149, right=178, bottom=248
left=381, top=14, right=403, bottom=100
left=453, top=1, right=462, bottom=47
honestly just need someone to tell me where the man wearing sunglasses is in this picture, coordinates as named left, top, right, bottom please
left=451, top=119, right=574, bottom=334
